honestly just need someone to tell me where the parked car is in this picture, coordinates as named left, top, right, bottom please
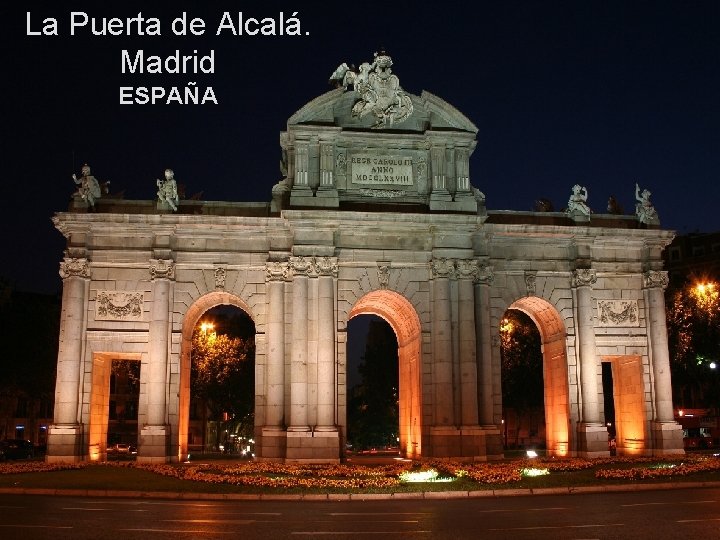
left=0, top=439, right=35, bottom=460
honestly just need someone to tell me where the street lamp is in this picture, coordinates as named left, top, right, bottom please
left=200, top=321, right=214, bottom=334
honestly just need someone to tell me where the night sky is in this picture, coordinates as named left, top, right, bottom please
left=3, top=1, right=718, bottom=294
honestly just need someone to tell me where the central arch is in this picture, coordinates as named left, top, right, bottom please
left=178, top=291, right=256, bottom=462
left=507, top=296, right=571, bottom=456
left=348, top=290, right=423, bottom=458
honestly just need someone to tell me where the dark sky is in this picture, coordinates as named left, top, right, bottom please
left=3, top=1, right=718, bottom=294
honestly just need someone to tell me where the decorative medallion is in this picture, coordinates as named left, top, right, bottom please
left=525, top=270, right=537, bottom=296
left=377, top=262, right=390, bottom=289
left=96, top=291, right=144, bottom=321
left=214, top=267, right=226, bottom=290
left=359, top=188, right=407, bottom=198
left=598, top=300, right=639, bottom=327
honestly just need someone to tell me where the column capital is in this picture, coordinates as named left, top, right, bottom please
left=430, top=257, right=455, bottom=279
left=149, top=259, right=175, bottom=281
left=572, top=268, right=597, bottom=288
left=59, top=257, right=91, bottom=280
left=289, top=255, right=313, bottom=277
left=314, top=256, right=338, bottom=277
left=266, top=261, right=290, bottom=282
left=643, top=270, right=669, bottom=290
left=456, top=259, right=479, bottom=280
left=473, top=264, right=494, bottom=285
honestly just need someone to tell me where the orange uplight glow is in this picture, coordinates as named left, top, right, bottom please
left=200, top=322, right=214, bottom=334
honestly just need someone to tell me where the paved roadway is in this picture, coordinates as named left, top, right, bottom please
left=0, top=487, right=718, bottom=539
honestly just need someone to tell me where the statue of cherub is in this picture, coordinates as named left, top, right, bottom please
left=72, top=163, right=103, bottom=208
left=156, top=168, right=179, bottom=211
left=566, top=184, right=591, bottom=216
left=635, top=183, right=659, bottom=225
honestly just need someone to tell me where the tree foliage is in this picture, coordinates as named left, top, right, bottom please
left=190, top=326, right=254, bottom=423
left=666, top=281, right=720, bottom=408
left=347, top=319, right=399, bottom=449
left=500, top=310, right=544, bottom=415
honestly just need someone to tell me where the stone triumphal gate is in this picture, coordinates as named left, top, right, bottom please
left=48, top=53, right=683, bottom=463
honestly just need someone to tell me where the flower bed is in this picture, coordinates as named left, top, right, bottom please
left=1, top=455, right=718, bottom=490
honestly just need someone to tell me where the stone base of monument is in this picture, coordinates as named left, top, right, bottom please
left=576, top=422, right=610, bottom=458
left=428, top=190, right=453, bottom=212
left=426, top=426, right=500, bottom=460
left=255, top=427, right=288, bottom=462
left=289, top=186, right=315, bottom=208
left=452, top=192, right=479, bottom=213
left=567, top=209, right=591, bottom=223
left=313, top=187, right=340, bottom=207
left=156, top=200, right=176, bottom=213
left=284, top=430, right=340, bottom=464
left=651, top=421, right=685, bottom=455
left=46, top=424, right=84, bottom=463
left=137, top=425, right=170, bottom=463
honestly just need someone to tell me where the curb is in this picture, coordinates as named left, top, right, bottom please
left=2, top=481, right=719, bottom=501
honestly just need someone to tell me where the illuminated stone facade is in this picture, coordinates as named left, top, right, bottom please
left=47, top=57, right=683, bottom=463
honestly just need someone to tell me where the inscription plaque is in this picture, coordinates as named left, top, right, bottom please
left=350, top=154, right=413, bottom=186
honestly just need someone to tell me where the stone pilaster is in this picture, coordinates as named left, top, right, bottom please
left=431, top=258, right=455, bottom=426
left=473, top=265, right=495, bottom=426
left=139, top=258, right=174, bottom=463
left=289, top=256, right=311, bottom=432
left=47, top=256, right=90, bottom=462
left=429, top=144, right=452, bottom=210
left=643, top=270, right=684, bottom=454
left=572, top=269, right=607, bottom=456
left=265, top=262, right=289, bottom=429
left=456, top=260, right=479, bottom=428
left=315, top=257, right=338, bottom=431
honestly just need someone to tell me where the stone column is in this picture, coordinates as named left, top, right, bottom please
left=47, top=257, right=90, bottom=462
left=473, top=264, right=495, bottom=426
left=289, top=256, right=311, bottom=432
left=265, top=262, right=289, bottom=429
left=643, top=270, right=684, bottom=453
left=572, top=269, right=607, bottom=456
left=315, top=257, right=338, bottom=431
left=572, top=269, right=601, bottom=424
left=139, top=259, right=174, bottom=462
left=315, top=142, right=340, bottom=206
left=644, top=271, right=675, bottom=421
left=431, top=258, right=455, bottom=426
left=429, top=144, right=452, bottom=210
left=456, top=260, right=479, bottom=427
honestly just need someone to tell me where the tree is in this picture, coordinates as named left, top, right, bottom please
left=347, top=319, right=399, bottom=449
left=666, top=280, right=720, bottom=409
left=500, top=310, right=544, bottom=447
left=190, top=325, right=254, bottom=433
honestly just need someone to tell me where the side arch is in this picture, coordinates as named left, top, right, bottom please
left=177, top=292, right=256, bottom=461
left=508, top=296, right=571, bottom=456
left=348, top=290, right=423, bottom=458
